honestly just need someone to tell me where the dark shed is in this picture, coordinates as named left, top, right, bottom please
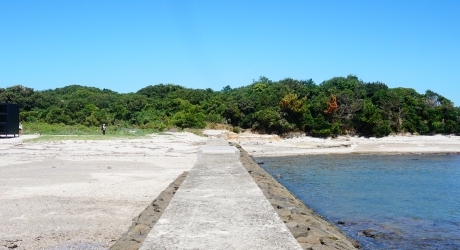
left=0, top=103, right=20, bottom=137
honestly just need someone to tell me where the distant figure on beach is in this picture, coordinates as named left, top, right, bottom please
left=19, top=122, right=23, bottom=136
left=101, top=124, right=107, bottom=135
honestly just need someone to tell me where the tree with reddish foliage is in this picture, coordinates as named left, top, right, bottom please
left=324, top=94, right=338, bottom=115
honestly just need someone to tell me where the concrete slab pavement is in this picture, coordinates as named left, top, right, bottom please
left=140, top=139, right=302, bottom=249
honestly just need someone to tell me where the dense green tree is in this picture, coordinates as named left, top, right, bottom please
left=355, top=100, right=387, bottom=137
left=252, top=108, right=292, bottom=134
left=2, top=75, right=458, bottom=137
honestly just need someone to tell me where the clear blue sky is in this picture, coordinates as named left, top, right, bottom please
left=1, top=1, right=459, bottom=105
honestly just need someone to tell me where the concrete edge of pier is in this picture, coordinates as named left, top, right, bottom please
left=111, top=138, right=359, bottom=250
left=138, top=138, right=302, bottom=249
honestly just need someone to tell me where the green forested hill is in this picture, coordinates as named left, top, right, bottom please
left=1, top=75, right=459, bottom=137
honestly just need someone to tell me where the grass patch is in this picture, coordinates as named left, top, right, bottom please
left=20, top=122, right=210, bottom=142
left=22, top=122, right=162, bottom=136
left=21, top=122, right=181, bottom=142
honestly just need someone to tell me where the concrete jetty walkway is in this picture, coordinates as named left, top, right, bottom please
left=140, top=139, right=302, bottom=249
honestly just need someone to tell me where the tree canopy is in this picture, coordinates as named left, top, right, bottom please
left=1, top=75, right=459, bottom=137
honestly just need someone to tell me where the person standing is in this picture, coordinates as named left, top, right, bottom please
left=101, top=124, right=107, bottom=135
left=19, top=122, right=23, bottom=136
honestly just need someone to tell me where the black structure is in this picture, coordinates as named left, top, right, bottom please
left=0, top=103, right=20, bottom=137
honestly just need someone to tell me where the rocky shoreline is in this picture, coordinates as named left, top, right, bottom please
left=235, top=143, right=360, bottom=249
left=111, top=143, right=360, bottom=249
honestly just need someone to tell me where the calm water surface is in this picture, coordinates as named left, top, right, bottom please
left=255, top=154, right=460, bottom=249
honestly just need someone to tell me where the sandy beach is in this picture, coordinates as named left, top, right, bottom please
left=1, top=130, right=460, bottom=249
left=0, top=133, right=207, bottom=250
left=222, top=131, right=460, bottom=157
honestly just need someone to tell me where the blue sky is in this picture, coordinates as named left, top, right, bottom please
left=1, top=1, right=459, bottom=105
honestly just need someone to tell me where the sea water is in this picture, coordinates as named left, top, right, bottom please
left=255, top=154, right=460, bottom=249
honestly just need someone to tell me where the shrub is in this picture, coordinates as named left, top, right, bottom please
left=372, top=120, right=392, bottom=138
left=311, top=129, right=331, bottom=138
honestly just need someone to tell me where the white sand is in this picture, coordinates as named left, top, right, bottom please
left=0, top=133, right=207, bottom=250
left=204, top=130, right=460, bottom=157
left=2, top=130, right=460, bottom=249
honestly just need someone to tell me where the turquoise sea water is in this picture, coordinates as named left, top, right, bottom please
left=255, top=154, right=460, bottom=249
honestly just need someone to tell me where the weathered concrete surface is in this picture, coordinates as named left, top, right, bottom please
left=140, top=139, right=302, bottom=250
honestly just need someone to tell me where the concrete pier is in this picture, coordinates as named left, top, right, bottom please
left=140, top=139, right=302, bottom=249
